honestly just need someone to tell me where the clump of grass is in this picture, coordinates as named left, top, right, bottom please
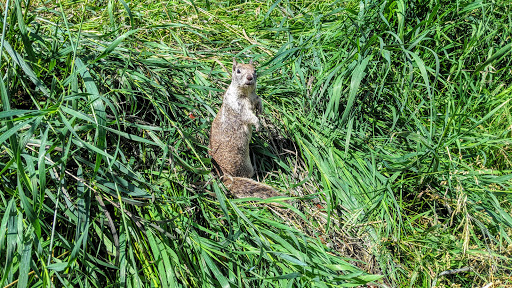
left=269, top=0, right=512, bottom=286
left=1, top=0, right=511, bottom=287
left=0, top=0, right=380, bottom=287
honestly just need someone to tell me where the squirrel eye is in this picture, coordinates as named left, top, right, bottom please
left=236, top=69, right=241, bottom=74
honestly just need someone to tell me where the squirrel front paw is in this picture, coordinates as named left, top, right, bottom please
left=253, top=119, right=261, bottom=131
left=246, top=113, right=260, bottom=131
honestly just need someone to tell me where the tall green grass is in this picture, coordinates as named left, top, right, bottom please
left=0, top=0, right=511, bottom=287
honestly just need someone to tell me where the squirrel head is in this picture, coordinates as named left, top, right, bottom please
left=232, top=58, right=257, bottom=90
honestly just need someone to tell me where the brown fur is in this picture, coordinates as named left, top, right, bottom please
left=209, top=59, right=279, bottom=199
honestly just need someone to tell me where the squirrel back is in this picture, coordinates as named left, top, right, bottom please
left=209, top=59, right=279, bottom=199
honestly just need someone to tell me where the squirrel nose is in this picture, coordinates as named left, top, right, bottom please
left=246, top=74, right=253, bottom=81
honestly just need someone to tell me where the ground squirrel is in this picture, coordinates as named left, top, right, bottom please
left=209, top=59, right=279, bottom=199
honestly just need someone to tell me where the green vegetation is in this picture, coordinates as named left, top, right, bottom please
left=1, top=0, right=511, bottom=287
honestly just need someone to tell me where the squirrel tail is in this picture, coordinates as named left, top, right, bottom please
left=222, top=176, right=280, bottom=199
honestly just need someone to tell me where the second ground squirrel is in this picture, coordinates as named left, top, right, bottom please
left=209, top=59, right=279, bottom=199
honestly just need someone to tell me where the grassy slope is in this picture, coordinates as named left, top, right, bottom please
left=0, top=0, right=511, bottom=287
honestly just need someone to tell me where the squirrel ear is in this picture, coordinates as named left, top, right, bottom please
left=249, top=59, right=253, bottom=65
left=232, top=58, right=237, bottom=71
